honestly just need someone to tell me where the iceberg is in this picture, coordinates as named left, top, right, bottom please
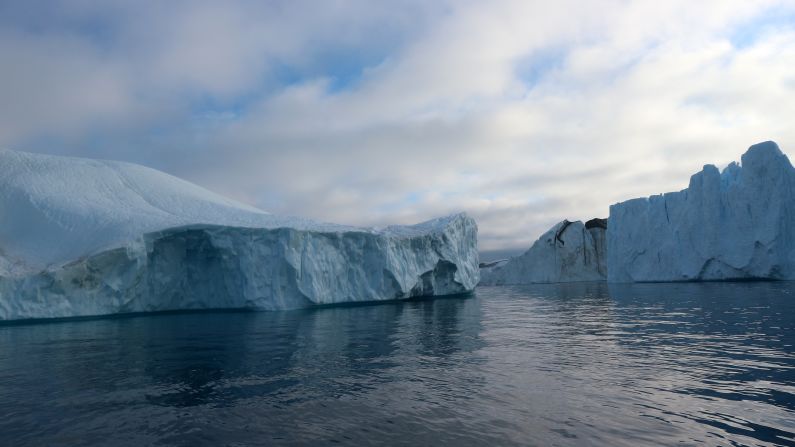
left=479, top=219, right=607, bottom=285
left=608, top=141, right=795, bottom=282
left=0, top=150, right=479, bottom=320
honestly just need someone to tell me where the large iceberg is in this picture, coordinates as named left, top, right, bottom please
left=0, top=150, right=479, bottom=320
left=479, top=219, right=607, bottom=285
left=608, top=141, right=795, bottom=282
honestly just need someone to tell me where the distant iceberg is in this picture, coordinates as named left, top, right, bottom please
left=0, top=150, right=479, bottom=320
left=479, top=219, right=607, bottom=285
left=608, top=141, right=795, bottom=282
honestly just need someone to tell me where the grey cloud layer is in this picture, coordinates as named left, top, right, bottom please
left=1, top=0, right=794, bottom=250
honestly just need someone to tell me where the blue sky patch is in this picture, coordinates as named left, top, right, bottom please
left=729, top=6, right=795, bottom=49
left=515, top=46, right=568, bottom=90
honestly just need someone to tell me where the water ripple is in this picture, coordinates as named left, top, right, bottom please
left=0, top=282, right=794, bottom=445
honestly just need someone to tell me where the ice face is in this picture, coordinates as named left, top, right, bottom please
left=479, top=219, right=607, bottom=285
left=0, top=150, right=479, bottom=320
left=607, top=141, right=795, bottom=282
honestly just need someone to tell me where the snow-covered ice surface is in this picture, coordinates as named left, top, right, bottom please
left=0, top=150, right=478, bottom=320
left=0, top=149, right=359, bottom=273
left=608, top=141, right=795, bottom=282
left=479, top=219, right=607, bottom=285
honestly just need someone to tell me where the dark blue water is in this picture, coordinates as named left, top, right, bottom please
left=1, top=282, right=794, bottom=446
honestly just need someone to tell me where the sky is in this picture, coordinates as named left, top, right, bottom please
left=2, top=0, right=795, bottom=252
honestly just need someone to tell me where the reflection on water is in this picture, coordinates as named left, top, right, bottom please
left=0, top=283, right=793, bottom=446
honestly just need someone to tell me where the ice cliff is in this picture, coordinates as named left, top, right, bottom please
left=608, top=141, right=795, bottom=282
left=0, top=150, right=479, bottom=320
left=479, top=219, right=607, bottom=285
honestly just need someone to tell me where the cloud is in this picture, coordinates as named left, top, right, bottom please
left=1, top=0, right=794, bottom=250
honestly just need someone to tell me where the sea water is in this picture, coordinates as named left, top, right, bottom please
left=1, top=282, right=793, bottom=446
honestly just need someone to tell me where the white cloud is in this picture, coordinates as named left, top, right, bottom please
left=1, top=0, right=794, bottom=251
